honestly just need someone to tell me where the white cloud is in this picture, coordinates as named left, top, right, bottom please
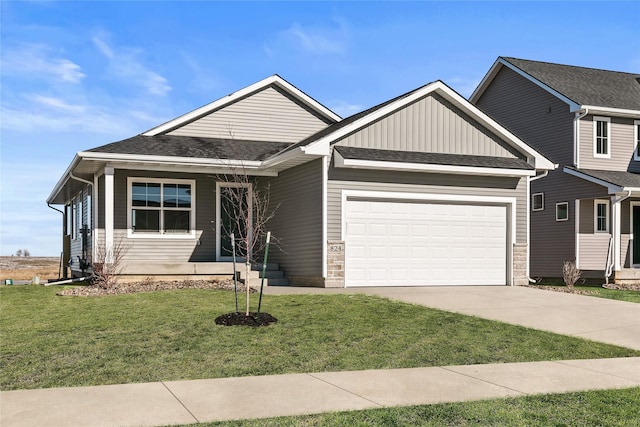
left=265, top=18, right=350, bottom=57
left=328, top=100, right=365, bottom=118
left=92, top=36, right=172, bottom=96
left=29, top=94, right=86, bottom=113
left=1, top=43, right=85, bottom=83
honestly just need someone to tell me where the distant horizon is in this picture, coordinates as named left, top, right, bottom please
left=2, top=1, right=639, bottom=256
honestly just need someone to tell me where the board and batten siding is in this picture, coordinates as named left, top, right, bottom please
left=337, top=93, right=521, bottom=158
left=327, top=166, right=528, bottom=245
left=578, top=115, right=640, bottom=171
left=112, top=170, right=216, bottom=262
left=168, top=86, right=332, bottom=143
left=258, top=158, right=323, bottom=279
left=70, top=186, right=92, bottom=272
left=474, top=66, right=574, bottom=165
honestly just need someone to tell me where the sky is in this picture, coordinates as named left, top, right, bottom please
left=1, top=1, right=639, bottom=256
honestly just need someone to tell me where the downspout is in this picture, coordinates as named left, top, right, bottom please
left=573, top=109, right=588, bottom=167
left=527, top=169, right=552, bottom=283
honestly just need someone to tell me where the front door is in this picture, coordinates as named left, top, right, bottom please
left=216, top=183, right=252, bottom=261
left=633, top=205, right=640, bottom=265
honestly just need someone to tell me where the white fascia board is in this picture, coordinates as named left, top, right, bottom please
left=144, top=75, right=340, bottom=136
left=260, top=146, right=307, bottom=168
left=563, top=167, right=622, bottom=194
left=79, top=151, right=263, bottom=169
left=304, top=82, right=443, bottom=154
left=309, top=79, right=554, bottom=172
left=469, top=58, right=503, bottom=103
left=335, top=153, right=536, bottom=177
left=433, top=82, right=556, bottom=171
left=47, top=154, right=81, bottom=204
left=497, top=59, right=581, bottom=112
left=578, top=105, right=640, bottom=118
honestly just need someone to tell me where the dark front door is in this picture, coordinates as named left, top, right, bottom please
left=218, top=184, right=251, bottom=260
left=633, top=205, right=640, bottom=265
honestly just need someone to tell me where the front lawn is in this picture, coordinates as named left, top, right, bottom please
left=534, top=283, right=640, bottom=303
left=192, top=387, right=640, bottom=426
left=1, top=285, right=638, bottom=390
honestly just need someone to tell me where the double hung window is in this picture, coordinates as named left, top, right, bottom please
left=594, top=116, right=610, bottom=158
left=129, top=179, right=195, bottom=236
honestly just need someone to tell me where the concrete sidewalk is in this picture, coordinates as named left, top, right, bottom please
left=265, top=285, right=640, bottom=351
left=2, top=357, right=639, bottom=427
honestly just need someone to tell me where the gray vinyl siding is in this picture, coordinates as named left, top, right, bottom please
left=336, top=93, right=521, bottom=159
left=168, top=86, right=332, bottom=143
left=258, top=159, right=323, bottom=277
left=327, top=166, right=528, bottom=245
left=113, top=170, right=216, bottom=262
left=579, top=115, right=640, bottom=171
left=530, top=170, right=608, bottom=277
left=474, top=66, right=574, bottom=165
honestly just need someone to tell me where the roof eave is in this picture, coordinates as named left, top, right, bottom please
left=335, top=151, right=536, bottom=177
left=47, top=154, right=82, bottom=204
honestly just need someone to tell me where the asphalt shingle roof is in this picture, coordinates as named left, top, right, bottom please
left=566, top=167, right=640, bottom=188
left=335, top=146, right=534, bottom=170
left=87, top=135, right=292, bottom=162
left=502, top=57, right=640, bottom=111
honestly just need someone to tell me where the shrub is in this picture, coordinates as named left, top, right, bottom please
left=562, top=260, right=581, bottom=290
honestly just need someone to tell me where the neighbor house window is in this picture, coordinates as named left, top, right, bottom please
left=594, top=116, right=610, bottom=158
left=594, top=200, right=609, bottom=233
left=635, top=120, right=640, bottom=160
left=128, top=178, right=195, bottom=236
left=556, top=202, right=569, bottom=221
left=532, top=193, right=544, bottom=211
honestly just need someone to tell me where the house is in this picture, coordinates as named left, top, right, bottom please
left=471, top=57, right=640, bottom=283
left=47, top=75, right=554, bottom=287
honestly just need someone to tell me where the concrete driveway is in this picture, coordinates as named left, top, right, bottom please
left=265, top=285, right=640, bottom=350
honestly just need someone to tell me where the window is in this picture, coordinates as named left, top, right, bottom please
left=532, top=193, right=544, bottom=211
left=128, top=178, right=195, bottom=236
left=556, top=202, right=569, bottom=221
left=594, top=200, right=609, bottom=233
left=594, top=116, right=610, bottom=158
left=635, top=120, right=640, bottom=160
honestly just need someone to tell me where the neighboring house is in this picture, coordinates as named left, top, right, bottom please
left=471, top=57, right=640, bottom=283
left=48, top=75, right=553, bottom=287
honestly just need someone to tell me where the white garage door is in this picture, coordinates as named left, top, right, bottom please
left=345, top=199, right=508, bottom=287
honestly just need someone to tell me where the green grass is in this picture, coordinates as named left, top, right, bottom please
left=188, top=387, right=640, bottom=426
left=1, top=285, right=638, bottom=391
left=535, top=283, right=640, bottom=303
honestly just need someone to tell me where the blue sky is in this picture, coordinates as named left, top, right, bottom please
left=1, top=1, right=639, bottom=256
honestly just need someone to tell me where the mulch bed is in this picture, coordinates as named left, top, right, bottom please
left=525, top=283, right=640, bottom=295
left=56, top=279, right=254, bottom=296
left=215, top=312, right=278, bottom=327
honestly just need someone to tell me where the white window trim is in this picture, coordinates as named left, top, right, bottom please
left=532, top=193, right=544, bottom=211
left=593, top=116, right=611, bottom=158
left=556, top=202, right=569, bottom=221
left=594, top=199, right=609, bottom=233
left=126, top=177, right=196, bottom=239
left=634, top=120, right=640, bottom=161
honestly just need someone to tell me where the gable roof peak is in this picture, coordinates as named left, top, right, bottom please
left=143, top=74, right=341, bottom=136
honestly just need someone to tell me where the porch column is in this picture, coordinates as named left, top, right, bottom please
left=612, top=195, right=621, bottom=271
left=104, top=167, right=114, bottom=264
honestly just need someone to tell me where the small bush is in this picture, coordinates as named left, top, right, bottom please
left=562, top=260, right=581, bottom=290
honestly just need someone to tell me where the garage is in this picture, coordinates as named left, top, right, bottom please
left=344, top=197, right=509, bottom=287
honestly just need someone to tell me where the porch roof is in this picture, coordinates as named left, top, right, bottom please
left=88, top=135, right=291, bottom=161
left=564, top=167, right=640, bottom=192
left=334, top=146, right=534, bottom=170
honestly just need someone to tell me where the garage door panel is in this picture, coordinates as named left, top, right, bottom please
left=345, top=199, right=507, bottom=287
